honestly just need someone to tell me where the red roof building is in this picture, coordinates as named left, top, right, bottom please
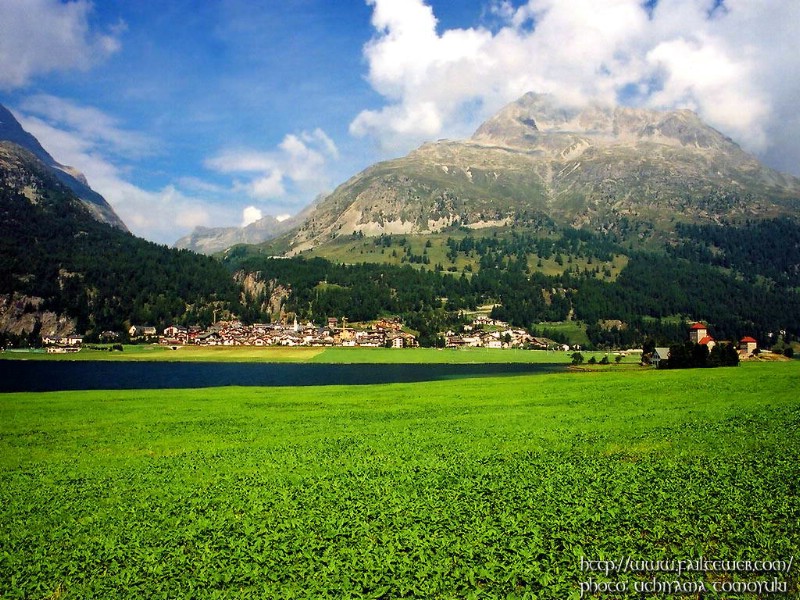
left=689, top=322, right=708, bottom=344
left=739, top=336, right=758, bottom=355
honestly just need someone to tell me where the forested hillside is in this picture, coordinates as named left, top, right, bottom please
left=0, top=145, right=241, bottom=342
left=225, top=218, right=800, bottom=349
left=3, top=135, right=798, bottom=350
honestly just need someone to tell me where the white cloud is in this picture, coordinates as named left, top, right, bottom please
left=16, top=105, right=236, bottom=245
left=352, top=0, right=800, bottom=173
left=206, top=128, right=339, bottom=201
left=16, top=116, right=345, bottom=243
left=244, top=171, right=285, bottom=199
left=19, top=95, right=154, bottom=157
left=241, top=206, right=263, bottom=227
left=0, top=0, right=122, bottom=90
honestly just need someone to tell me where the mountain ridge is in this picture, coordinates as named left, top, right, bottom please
left=0, top=103, right=127, bottom=231
left=280, top=92, right=799, bottom=253
left=174, top=93, right=800, bottom=255
left=0, top=131, right=242, bottom=343
left=173, top=204, right=316, bottom=255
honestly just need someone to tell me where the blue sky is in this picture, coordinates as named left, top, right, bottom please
left=1, top=0, right=799, bottom=244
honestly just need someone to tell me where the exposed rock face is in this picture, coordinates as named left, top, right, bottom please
left=0, top=294, right=76, bottom=340
left=284, top=92, right=800, bottom=251
left=233, top=271, right=290, bottom=319
left=0, top=103, right=127, bottom=231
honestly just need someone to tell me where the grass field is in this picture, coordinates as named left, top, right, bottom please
left=1, top=362, right=797, bottom=598
left=0, top=345, right=597, bottom=364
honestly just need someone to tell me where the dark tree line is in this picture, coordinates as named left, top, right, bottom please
left=0, top=179, right=241, bottom=338
left=660, top=341, right=740, bottom=369
left=671, top=218, right=800, bottom=287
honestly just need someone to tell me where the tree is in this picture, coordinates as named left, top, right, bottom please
left=691, top=342, right=710, bottom=368
left=571, top=352, right=584, bottom=365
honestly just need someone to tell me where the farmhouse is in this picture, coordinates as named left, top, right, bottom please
left=652, top=347, right=671, bottom=369
left=129, top=325, right=157, bottom=339
left=739, top=336, right=758, bottom=356
left=689, top=322, right=716, bottom=350
left=42, top=333, right=83, bottom=353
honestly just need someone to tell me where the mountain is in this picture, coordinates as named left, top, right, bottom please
left=212, top=92, right=800, bottom=348
left=283, top=92, right=800, bottom=252
left=0, top=103, right=127, bottom=231
left=174, top=213, right=302, bottom=255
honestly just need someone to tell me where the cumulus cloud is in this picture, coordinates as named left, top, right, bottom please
left=351, top=0, right=800, bottom=172
left=241, top=206, right=263, bottom=227
left=206, top=128, right=339, bottom=201
left=0, top=0, right=122, bottom=90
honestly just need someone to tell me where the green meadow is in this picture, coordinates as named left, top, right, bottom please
left=0, top=345, right=586, bottom=364
left=1, top=362, right=798, bottom=598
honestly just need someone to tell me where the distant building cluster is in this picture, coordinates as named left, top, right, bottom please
left=131, top=317, right=419, bottom=349
left=445, top=316, right=566, bottom=350
left=651, top=322, right=761, bottom=368
left=38, top=317, right=769, bottom=360
left=40, top=333, right=84, bottom=353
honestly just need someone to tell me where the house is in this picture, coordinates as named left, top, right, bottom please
left=739, top=336, right=758, bottom=355
left=374, top=318, right=401, bottom=331
left=163, top=325, right=188, bottom=338
left=41, top=334, right=62, bottom=346
left=129, top=325, right=157, bottom=339
left=64, top=334, right=84, bottom=346
left=446, top=335, right=468, bottom=349
left=528, top=337, right=550, bottom=350
left=689, top=322, right=708, bottom=344
left=652, top=347, right=671, bottom=369
left=194, top=331, right=220, bottom=345
left=42, top=333, right=82, bottom=352
left=46, top=345, right=80, bottom=353
left=697, top=335, right=716, bottom=351
left=689, top=322, right=715, bottom=350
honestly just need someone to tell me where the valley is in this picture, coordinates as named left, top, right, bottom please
left=3, top=94, right=800, bottom=355
left=3, top=3, right=800, bottom=598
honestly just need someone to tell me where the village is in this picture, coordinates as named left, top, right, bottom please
left=40, top=315, right=567, bottom=353
left=38, top=316, right=768, bottom=364
left=136, top=315, right=562, bottom=351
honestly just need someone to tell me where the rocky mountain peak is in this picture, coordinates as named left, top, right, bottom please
left=0, top=102, right=127, bottom=231
left=278, top=91, right=799, bottom=252
left=471, top=92, right=734, bottom=153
